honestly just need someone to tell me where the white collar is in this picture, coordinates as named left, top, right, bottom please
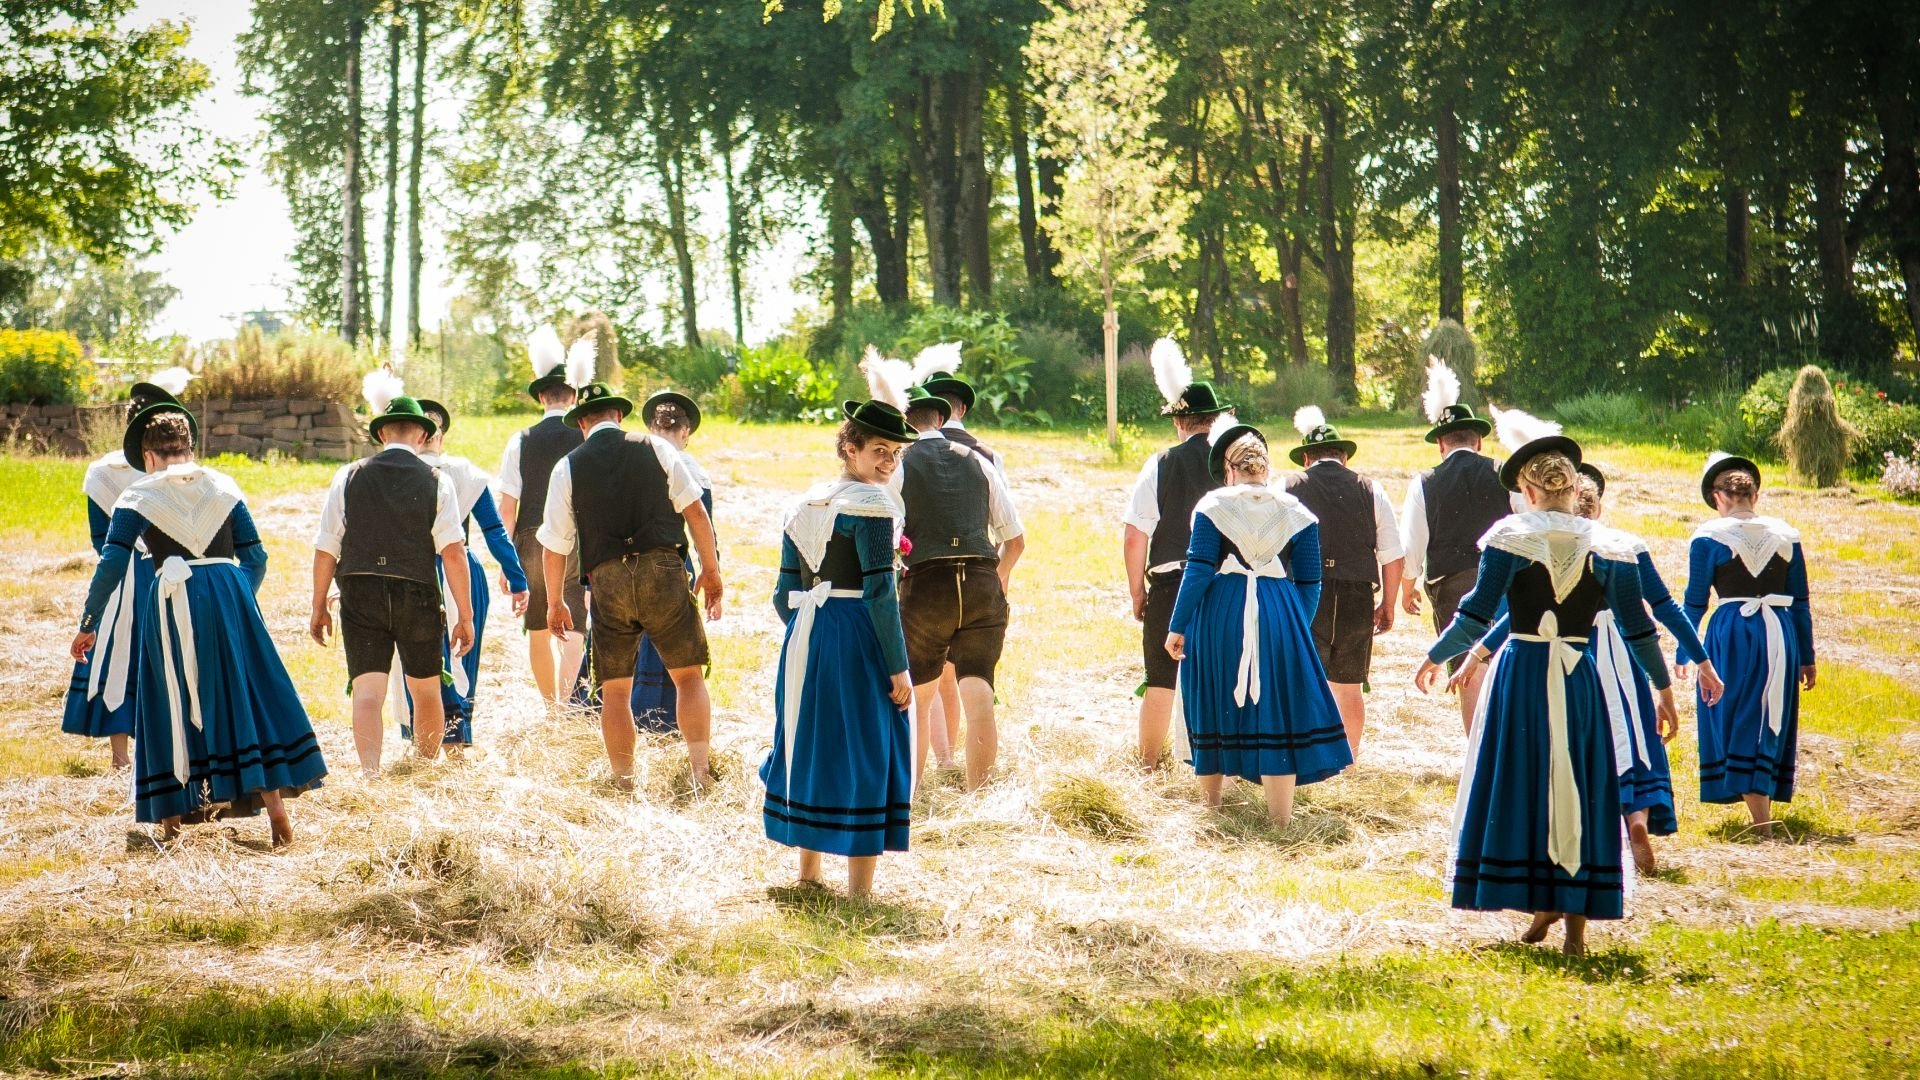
left=118, top=463, right=245, bottom=557
left=783, top=479, right=902, bottom=572
left=1193, top=484, right=1317, bottom=568
left=942, top=418, right=966, bottom=431
left=377, top=441, right=422, bottom=457
left=916, top=428, right=948, bottom=441
left=543, top=406, right=569, bottom=418
left=1693, top=515, right=1799, bottom=577
left=1480, top=510, right=1638, bottom=602
left=1307, top=458, right=1341, bottom=469
left=587, top=420, right=624, bottom=438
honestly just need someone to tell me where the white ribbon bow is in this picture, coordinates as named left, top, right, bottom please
left=1214, top=553, right=1289, bottom=706
left=85, top=553, right=143, bottom=710
left=1512, top=611, right=1589, bottom=878
left=780, top=581, right=863, bottom=793
left=1592, top=611, right=1650, bottom=777
left=157, top=557, right=206, bottom=788
left=1723, top=595, right=1794, bottom=736
left=441, top=559, right=470, bottom=698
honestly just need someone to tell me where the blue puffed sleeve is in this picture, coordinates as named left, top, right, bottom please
left=1286, top=522, right=1323, bottom=618
left=773, top=533, right=803, bottom=622
left=469, top=490, right=529, bottom=593
left=1600, top=557, right=1671, bottom=690
left=1169, top=512, right=1225, bottom=635
left=1429, top=546, right=1520, bottom=663
left=86, top=499, right=111, bottom=555
left=227, top=501, right=268, bottom=592
left=1637, top=550, right=1707, bottom=665
left=1787, top=542, right=1814, bottom=662
left=852, top=513, right=909, bottom=677
left=80, top=508, right=145, bottom=630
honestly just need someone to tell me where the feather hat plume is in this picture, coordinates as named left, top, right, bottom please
left=1150, top=336, right=1192, bottom=405
left=1421, top=357, right=1462, bottom=425
left=565, top=333, right=598, bottom=389
left=860, top=345, right=913, bottom=411
left=362, top=367, right=405, bottom=417
left=529, top=326, right=565, bottom=375
left=910, top=341, right=963, bottom=384
left=1292, top=405, right=1327, bottom=437
left=1488, top=403, right=1562, bottom=454
left=1208, top=409, right=1242, bottom=444
left=148, top=366, right=196, bottom=396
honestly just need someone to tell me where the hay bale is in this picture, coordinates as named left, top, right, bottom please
left=1779, top=365, right=1857, bottom=488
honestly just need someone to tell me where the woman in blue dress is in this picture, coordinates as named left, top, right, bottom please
left=395, top=399, right=530, bottom=748
left=69, top=405, right=326, bottom=847
left=1687, top=453, right=1814, bottom=839
left=62, top=372, right=194, bottom=768
left=760, top=394, right=915, bottom=899
left=631, top=390, right=711, bottom=735
left=1164, top=422, right=1352, bottom=827
left=1415, top=418, right=1675, bottom=955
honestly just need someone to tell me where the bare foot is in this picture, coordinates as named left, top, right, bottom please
left=269, top=813, right=294, bottom=849
left=1562, top=916, right=1588, bottom=956
left=161, top=817, right=182, bottom=843
left=1522, top=912, right=1562, bottom=944
left=1629, top=819, right=1656, bottom=874
left=1752, top=819, right=1776, bottom=840
left=1269, top=813, right=1294, bottom=829
left=609, top=774, right=636, bottom=794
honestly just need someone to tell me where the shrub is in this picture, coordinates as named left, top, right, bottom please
left=1419, top=319, right=1480, bottom=406
left=1248, top=363, right=1341, bottom=424
left=564, top=310, right=621, bottom=385
left=731, top=342, right=838, bottom=422
left=1882, top=440, right=1920, bottom=502
left=1779, top=365, right=1855, bottom=487
left=1015, top=323, right=1088, bottom=424
left=1664, top=389, right=1764, bottom=457
left=0, top=328, right=91, bottom=404
left=1555, top=391, right=1653, bottom=434
left=1360, top=317, right=1424, bottom=412
left=1080, top=343, right=1182, bottom=428
left=629, top=343, right=733, bottom=395
left=198, top=326, right=362, bottom=402
left=893, top=306, right=1038, bottom=421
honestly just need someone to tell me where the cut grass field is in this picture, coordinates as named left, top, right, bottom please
left=0, top=414, right=1916, bottom=1078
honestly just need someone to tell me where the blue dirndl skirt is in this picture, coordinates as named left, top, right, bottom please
left=64, top=553, right=152, bottom=739
left=1177, top=576, right=1352, bottom=786
left=1452, top=640, right=1623, bottom=918
left=1696, top=604, right=1799, bottom=804
left=402, top=551, right=486, bottom=746
left=1605, top=648, right=1678, bottom=834
left=760, top=597, right=911, bottom=857
left=131, top=560, right=327, bottom=823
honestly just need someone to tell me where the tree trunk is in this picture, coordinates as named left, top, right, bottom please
left=957, top=66, right=992, bottom=304
left=1318, top=100, right=1355, bottom=399
left=378, top=11, right=400, bottom=350
left=915, top=72, right=965, bottom=308
left=719, top=121, right=745, bottom=344
left=661, top=140, right=699, bottom=347
left=1724, top=182, right=1750, bottom=287
left=1190, top=224, right=1219, bottom=378
left=850, top=169, right=908, bottom=306
left=1009, top=82, right=1053, bottom=289
left=892, top=167, right=916, bottom=301
left=1436, top=96, right=1464, bottom=323
left=1813, top=136, right=1852, bottom=294
left=1102, top=245, right=1117, bottom=447
left=828, top=179, right=854, bottom=327
left=340, top=14, right=365, bottom=343
left=1872, top=60, right=1920, bottom=336
left=1272, top=131, right=1312, bottom=367
left=1036, top=143, right=1064, bottom=285
left=406, top=0, right=426, bottom=350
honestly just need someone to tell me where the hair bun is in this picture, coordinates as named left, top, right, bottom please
left=1521, top=450, right=1576, bottom=493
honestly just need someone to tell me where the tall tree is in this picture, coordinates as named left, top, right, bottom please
left=407, top=0, right=428, bottom=349
left=379, top=4, right=402, bottom=348
left=340, top=11, right=366, bottom=341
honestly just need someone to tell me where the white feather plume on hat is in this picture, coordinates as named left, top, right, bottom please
left=148, top=366, right=196, bottom=396
left=362, top=368, right=404, bottom=417
left=1292, top=405, right=1326, bottom=437
left=1488, top=403, right=1561, bottom=454
left=1151, top=337, right=1192, bottom=405
left=1422, top=357, right=1461, bottom=425
left=565, top=334, right=598, bottom=389
left=860, top=345, right=912, bottom=411
left=1207, top=410, right=1241, bottom=445
left=910, top=342, right=963, bottom=384
left=529, top=326, right=565, bottom=376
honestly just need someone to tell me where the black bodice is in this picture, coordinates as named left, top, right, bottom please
left=806, top=530, right=865, bottom=591
left=144, top=520, right=235, bottom=562
left=1506, top=559, right=1605, bottom=637
left=1712, top=552, right=1789, bottom=598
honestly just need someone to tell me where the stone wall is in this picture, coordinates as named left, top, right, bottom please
left=2, top=399, right=372, bottom=461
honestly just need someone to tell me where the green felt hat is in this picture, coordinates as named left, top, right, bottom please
left=920, top=373, right=974, bottom=412
left=526, top=364, right=572, bottom=400
left=842, top=399, right=917, bottom=443
left=126, top=383, right=185, bottom=418
left=1498, top=434, right=1582, bottom=492
left=1700, top=452, right=1760, bottom=508
left=123, top=401, right=199, bottom=470
left=1288, top=423, right=1358, bottom=467
left=1209, top=423, right=1266, bottom=483
left=416, top=398, right=452, bottom=435
left=1164, top=381, right=1232, bottom=418
left=563, top=382, right=633, bottom=427
left=1424, top=402, right=1494, bottom=443
left=369, top=395, right=439, bottom=441
left=904, top=385, right=952, bottom=423
left=643, top=389, right=701, bottom=434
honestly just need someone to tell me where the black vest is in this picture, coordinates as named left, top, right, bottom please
left=568, top=428, right=684, bottom=581
left=516, top=415, right=584, bottom=530
left=807, top=529, right=865, bottom=591
left=145, top=519, right=236, bottom=562
left=900, top=437, right=996, bottom=568
left=338, top=449, right=441, bottom=586
left=1285, top=461, right=1378, bottom=585
left=1148, top=433, right=1218, bottom=569
left=1711, top=552, right=1790, bottom=598
left=1421, top=450, right=1510, bottom=580
left=941, top=425, right=1000, bottom=469
left=1506, top=559, right=1607, bottom=638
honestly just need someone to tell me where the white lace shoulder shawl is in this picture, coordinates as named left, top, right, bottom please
left=115, top=463, right=245, bottom=557
left=782, top=479, right=901, bottom=573
left=428, top=453, right=493, bottom=519
left=1692, top=515, right=1800, bottom=577
left=1479, top=510, right=1639, bottom=602
left=82, top=450, right=138, bottom=512
left=1192, top=483, right=1317, bottom=568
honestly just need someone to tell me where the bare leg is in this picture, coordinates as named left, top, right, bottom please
left=161, top=815, right=181, bottom=842
left=958, top=677, right=997, bottom=792
left=1627, top=809, right=1656, bottom=873
left=912, top=681, right=940, bottom=783
left=557, top=632, right=585, bottom=704
left=1261, top=774, right=1297, bottom=827
left=1329, top=683, right=1366, bottom=756
left=798, top=848, right=824, bottom=884
left=938, top=664, right=964, bottom=756
left=1198, top=773, right=1225, bottom=808
left=1138, top=687, right=1174, bottom=769
left=349, top=672, right=389, bottom=778
left=109, top=733, right=131, bottom=770
left=1458, top=663, right=1487, bottom=735
left=1742, top=793, right=1774, bottom=838
left=1522, top=911, right=1561, bottom=943
left=405, top=675, right=445, bottom=759
left=847, top=855, right=878, bottom=899
left=261, top=788, right=292, bottom=848
left=926, top=688, right=953, bottom=767
left=598, top=676, right=637, bottom=788
left=668, top=666, right=711, bottom=787
left=527, top=629, right=557, bottom=704
left=1562, top=914, right=1588, bottom=956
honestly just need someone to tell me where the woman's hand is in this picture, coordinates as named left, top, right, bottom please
left=1655, top=686, right=1679, bottom=743
left=1164, top=632, right=1186, bottom=661
left=888, top=672, right=911, bottom=708
left=1447, top=652, right=1485, bottom=694
left=1413, top=657, right=1443, bottom=694
left=1800, top=664, right=1817, bottom=691
left=70, top=631, right=96, bottom=662
left=1696, top=660, right=1725, bottom=706
left=510, top=590, right=529, bottom=617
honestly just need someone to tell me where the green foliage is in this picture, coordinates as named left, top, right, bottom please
left=1816, top=291, right=1899, bottom=382
left=728, top=343, right=838, bottom=423
left=893, top=307, right=1036, bottom=420
left=1555, top=392, right=1655, bottom=434
left=1248, top=364, right=1341, bottom=425
left=198, top=326, right=363, bottom=403
left=1015, top=323, right=1090, bottom=425
left=0, top=328, right=91, bottom=405
left=1663, top=389, right=1767, bottom=459
left=1739, top=366, right=1920, bottom=468
left=1780, top=366, right=1855, bottom=487
left=1418, top=320, right=1480, bottom=405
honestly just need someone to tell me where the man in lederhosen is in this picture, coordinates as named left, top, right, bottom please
left=496, top=328, right=588, bottom=706
left=1282, top=407, right=1403, bottom=755
left=1120, top=338, right=1232, bottom=768
left=537, top=382, right=723, bottom=790
left=891, top=386, right=1025, bottom=791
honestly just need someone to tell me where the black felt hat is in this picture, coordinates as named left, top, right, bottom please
left=643, top=389, right=701, bottom=434
left=1164, top=381, right=1232, bottom=418
left=563, top=382, right=634, bottom=427
left=126, top=383, right=186, bottom=418
left=904, top=385, right=952, bottom=423
left=1700, top=452, right=1761, bottom=508
left=123, top=401, right=199, bottom=469
left=1498, top=434, right=1583, bottom=492
left=842, top=399, right=917, bottom=443
left=369, top=396, right=439, bottom=441
left=1288, top=423, right=1359, bottom=467
left=416, top=398, right=452, bottom=435
left=920, top=373, right=975, bottom=412
left=1209, top=423, right=1266, bottom=483
left=1424, top=402, right=1494, bottom=444
left=1577, top=461, right=1606, bottom=497
left=526, top=364, right=572, bottom=400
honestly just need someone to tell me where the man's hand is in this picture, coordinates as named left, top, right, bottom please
left=888, top=672, right=911, bottom=707
left=510, top=590, right=529, bottom=617
left=70, top=631, right=96, bottom=662
left=998, top=566, right=1014, bottom=597
left=547, top=603, right=572, bottom=640
left=696, top=567, right=724, bottom=621
left=1164, top=632, right=1186, bottom=661
left=1800, top=663, right=1817, bottom=691
left=1413, top=657, right=1443, bottom=694
left=310, top=603, right=332, bottom=647
left=1373, top=598, right=1395, bottom=635
left=449, top=617, right=475, bottom=658
left=1696, top=660, right=1725, bottom=706
left=1131, top=588, right=1147, bottom=622
left=1401, top=581, right=1423, bottom=617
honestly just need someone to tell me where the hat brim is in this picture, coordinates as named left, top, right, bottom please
left=921, top=376, right=975, bottom=412
left=906, top=394, right=952, bottom=423
left=843, top=400, right=917, bottom=443
left=1209, top=423, right=1264, bottom=483
left=123, top=402, right=199, bottom=469
left=1424, top=417, right=1493, bottom=444
left=1288, top=439, right=1358, bottom=467
left=1700, top=455, right=1760, bottom=508
left=563, top=395, right=634, bottom=428
left=416, top=399, right=451, bottom=435
left=526, top=374, right=573, bottom=400
left=1499, top=434, right=1583, bottom=492
left=643, top=391, right=701, bottom=434
left=369, top=411, right=438, bottom=441
left=1577, top=461, right=1606, bottom=497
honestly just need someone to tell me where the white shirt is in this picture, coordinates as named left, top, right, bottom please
left=887, top=428, right=1024, bottom=545
left=313, top=442, right=465, bottom=559
left=1302, top=458, right=1405, bottom=564
left=1398, top=447, right=1528, bottom=583
left=1122, top=451, right=1167, bottom=534
left=535, top=422, right=705, bottom=555
left=493, top=406, right=570, bottom=501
